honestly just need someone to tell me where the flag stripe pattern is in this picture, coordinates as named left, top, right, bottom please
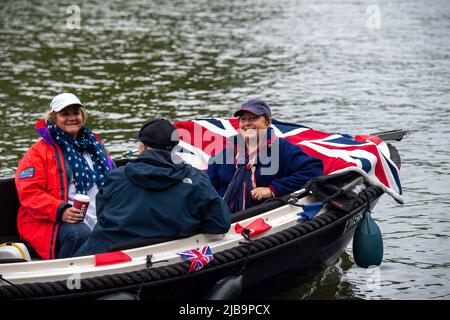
left=177, top=245, right=214, bottom=274
left=174, top=118, right=403, bottom=203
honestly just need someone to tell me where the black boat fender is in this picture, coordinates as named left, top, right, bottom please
left=203, top=229, right=254, bottom=300
left=203, top=274, right=243, bottom=300
left=97, top=291, right=136, bottom=300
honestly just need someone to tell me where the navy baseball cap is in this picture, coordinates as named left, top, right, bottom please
left=233, top=99, right=272, bottom=118
left=132, top=118, right=179, bottom=150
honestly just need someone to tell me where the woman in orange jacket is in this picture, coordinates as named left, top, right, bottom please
left=15, top=93, right=114, bottom=259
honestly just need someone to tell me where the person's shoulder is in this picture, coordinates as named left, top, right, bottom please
left=24, top=139, right=52, bottom=157
left=100, top=166, right=127, bottom=189
left=273, top=138, right=308, bottom=160
left=16, top=140, right=54, bottom=170
left=187, top=169, right=220, bottom=197
left=29, top=138, right=49, bottom=148
left=84, top=127, right=105, bottom=144
left=90, top=130, right=104, bottom=143
left=185, top=166, right=211, bottom=184
left=275, top=136, right=292, bottom=146
left=277, top=137, right=303, bottom=150
left=109, top=165, right=127, bottom=176
left=208, top=144, right=235, bottom=168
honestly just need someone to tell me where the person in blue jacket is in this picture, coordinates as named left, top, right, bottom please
left=208, top=99, right=323, bottom=213
left=75, top=118, right=230, bottom=256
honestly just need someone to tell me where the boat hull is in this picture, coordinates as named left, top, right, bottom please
left=21, top=196, right=375, bottom=301
left=0, top=166, right=384, bottom=300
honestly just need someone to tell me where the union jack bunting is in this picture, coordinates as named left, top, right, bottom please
left=177, top=245, right=214, bottom=274
left=173, top=118, right=403, bottom=203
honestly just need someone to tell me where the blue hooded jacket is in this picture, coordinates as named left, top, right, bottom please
left=208, top=131, right=323, bottom=212
left=75, top=148, right=230, bottom=256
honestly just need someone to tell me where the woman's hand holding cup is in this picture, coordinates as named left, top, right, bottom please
left=62, top=207, right=84, bottom=224
left=73, top=194, right=91, bottom=217
left=62, top=194, right=90, bottom=223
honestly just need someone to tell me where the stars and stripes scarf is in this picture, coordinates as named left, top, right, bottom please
left=47, top=119, right=110, bottom=195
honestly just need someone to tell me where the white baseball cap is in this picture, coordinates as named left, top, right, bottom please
left=50, top=93, right=85, bottom=112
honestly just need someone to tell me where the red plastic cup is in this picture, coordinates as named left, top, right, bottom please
left=73, top=194, right=91, bottom=219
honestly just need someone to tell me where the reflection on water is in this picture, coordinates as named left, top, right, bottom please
left=1, top=0, right=449, bottom=299
left=272, top=252, right=359, bottom=299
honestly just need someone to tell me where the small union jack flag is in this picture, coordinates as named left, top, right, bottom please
left=177, top=245, right=214, bottom=274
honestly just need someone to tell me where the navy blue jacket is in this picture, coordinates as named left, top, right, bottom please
left=75, top=149, right=230, bottom=256
left=208, top=135, right=323, bottom=208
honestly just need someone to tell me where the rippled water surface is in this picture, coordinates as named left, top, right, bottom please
left=1, top=0, right=449, bottom=299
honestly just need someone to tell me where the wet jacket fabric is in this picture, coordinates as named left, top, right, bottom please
left=15, top=118, right=114, bottom=260
left=208, top=133, right=324, bottom=211
left=75, top=148, right=231, bottom=256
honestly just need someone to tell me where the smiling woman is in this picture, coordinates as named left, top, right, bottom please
left=207, top=99, right=324, bottom=213
left=14, top=93, right=115, bottom=260
left=49, top=105, right=87, bottom=140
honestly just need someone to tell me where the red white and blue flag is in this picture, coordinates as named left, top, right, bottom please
left=177, top=245, right=214, bottom=274
left=173, top=118, right=403, bottom=203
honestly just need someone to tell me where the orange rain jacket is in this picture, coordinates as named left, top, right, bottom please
left=15, top=118, right=114, bottom=259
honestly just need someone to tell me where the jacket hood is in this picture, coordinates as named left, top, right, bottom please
left=125, top=148, right=191, bottom=190
left=35, top=118, right=56, bottom=145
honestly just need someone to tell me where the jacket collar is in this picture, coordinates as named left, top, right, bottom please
left=132, top=148, right=184, bottom=168
left=35, top=118, right=56, bottom=145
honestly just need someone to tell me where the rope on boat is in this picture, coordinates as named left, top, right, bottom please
left=135, top=254, right=153, bottom=300
left=238, top=229, right=254, bottom=277
left=0, top=186, right=383, bottom=300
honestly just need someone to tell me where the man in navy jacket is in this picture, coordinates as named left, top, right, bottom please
left=75, top=118, right=230, bottom=256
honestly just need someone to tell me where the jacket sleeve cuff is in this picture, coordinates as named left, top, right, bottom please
left=56, top=202, right=71, bottom=222
left=268, top=185, right=277, bottom=197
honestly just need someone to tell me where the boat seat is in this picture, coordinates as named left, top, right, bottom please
left=0, top=235, right=42, bottom=261
left=107, top=236, right=190, bottom=252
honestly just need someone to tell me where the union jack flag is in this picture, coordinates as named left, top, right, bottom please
left=173, top=118, right=403, bottom=203
left=177, top=245, right=214, bottom=274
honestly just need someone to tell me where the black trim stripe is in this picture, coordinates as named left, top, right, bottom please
left=50, top=223, right=58, bottom=259
left=52, top=145, right=65, bottom=200
left=50, top=145, right=66, bottom=259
